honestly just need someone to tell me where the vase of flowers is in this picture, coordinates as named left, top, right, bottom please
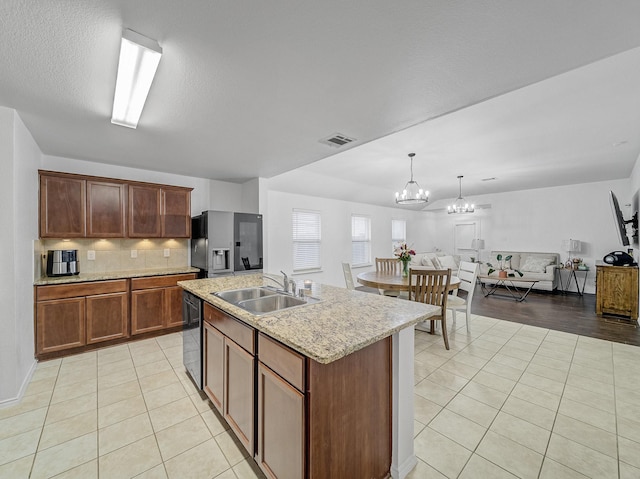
left=394, top=243, right=415, bottom=277
left=487, top=254, right=523, bottom=278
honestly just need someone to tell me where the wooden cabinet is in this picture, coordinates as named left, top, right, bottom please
left=39, top=170, right=192, bottom=239
left=86, top=180, right=126, bottom=237
left=128, top=184, right=162, bottom=237
left=596, top=264, right=639, bottom=320
left=35, top=279, right=128, bottom=357
left=257, top=334, right=305, bottom=479
left=39, top=174, right=86, bottom=238
left=162, top=188, right=191, bottom=238
left=36, top=297, right=86, bottom=354
left=203, top=303, right=256, bottom=454
left=130, top=273, right=198, bottom=335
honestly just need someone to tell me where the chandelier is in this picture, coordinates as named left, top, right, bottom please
left=448, top=175, right=475, bottom=214
left=395, top=153, right=429, bottom=204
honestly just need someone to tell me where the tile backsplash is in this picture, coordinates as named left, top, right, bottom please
left=40, top=238, right=189, bottom=275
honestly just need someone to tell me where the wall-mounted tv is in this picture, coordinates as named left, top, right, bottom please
left=609, top=190, right=638, bottom=247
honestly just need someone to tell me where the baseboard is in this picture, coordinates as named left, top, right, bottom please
left=390, top=454, right=417, bottom=479
left=0, top=359, right=37, bottom=409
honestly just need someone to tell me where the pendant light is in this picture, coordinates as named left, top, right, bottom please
left=395, top=153, right=429, bottom=204
left=448, top=175, right=475, bottom=214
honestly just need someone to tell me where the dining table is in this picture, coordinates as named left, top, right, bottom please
left=356, top=270, right=460, bottom=294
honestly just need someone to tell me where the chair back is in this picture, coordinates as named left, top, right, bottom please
left=409, top=269, right=452, bottom=317
left=457, top=261, right=479, bottom=294
left=342, top=262, right=355, bottom=290
left=376, top=258, right=400, bottom=275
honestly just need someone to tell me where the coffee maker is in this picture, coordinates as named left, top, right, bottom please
left=46, top=250, right=79, bottom=276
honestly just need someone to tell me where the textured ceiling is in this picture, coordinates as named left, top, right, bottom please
left=1, top=1, right=640, bottom=203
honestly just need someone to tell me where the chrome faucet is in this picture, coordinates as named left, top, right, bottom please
left=263, top=271, right=294, bottom=294
left=280, top=271, right=289, bottom=292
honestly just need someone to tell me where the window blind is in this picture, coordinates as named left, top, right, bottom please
left=292, top=209, right=321, bottom=271
left=352, top=215, right=371, bottom=266
left=391, top=219, right=406, bottom=252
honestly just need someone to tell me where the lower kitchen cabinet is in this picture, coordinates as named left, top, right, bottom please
left=131, top=273, right=198, bottom=335
left=36, top=297, right=86, bottom=354
left=203, top=303, right=256, bottom=454
left=86, top=292, right=129, bottom=344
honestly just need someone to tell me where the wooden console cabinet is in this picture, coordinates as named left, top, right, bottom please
left=596, top=264, right=639, bottom=320
left=203, top=303, right=391, bottom=479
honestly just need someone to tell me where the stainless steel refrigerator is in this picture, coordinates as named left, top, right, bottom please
left=191, top=210, right=263, bottom=277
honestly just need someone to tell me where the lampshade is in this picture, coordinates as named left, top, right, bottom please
left=562, top=239, right=581, bottom=253
left=447, top=175, right=474, bottom=214
left=111, top=29, right=163, bottom=129
left=471, top=238, right=485, bottom=250
left=395, top=153, right=429, bottom=204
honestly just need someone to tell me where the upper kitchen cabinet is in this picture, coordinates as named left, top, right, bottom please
left=162, top=188, right=191, bottom=238
left=128, top=184, right=162, bottom=237
left=39, top=171, right=192, bottom=239
left=40, top=173, right=86, bottom=238
left=86, top=180, right=127, bottom=237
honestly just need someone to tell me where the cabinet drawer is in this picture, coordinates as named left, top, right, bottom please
left=131, top=273, right=197, bottom=290
left=259, top=333, right=305, bottom=391
left=204, top=303, right=254, bottom=354
left=37, top=279, right=128, bottom=301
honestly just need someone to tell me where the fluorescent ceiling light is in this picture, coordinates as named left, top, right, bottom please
left=111, top=29, right=162, bottom=129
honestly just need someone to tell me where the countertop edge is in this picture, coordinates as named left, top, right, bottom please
left=34, top=267, right=201, bottom=285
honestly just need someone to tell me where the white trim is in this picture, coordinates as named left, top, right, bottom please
left=0, top=359, right=37, bottom=409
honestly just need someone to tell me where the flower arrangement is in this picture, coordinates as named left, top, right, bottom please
left=487, top=254, right=523, bottom=278
left=394, top=243, right=416, bottom=262
left=394, top=243, right=415, bottom=277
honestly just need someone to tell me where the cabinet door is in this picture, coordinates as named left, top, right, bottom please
left=225, top=338, right=255, bottom=454
left=257, top=363, right=304, bottom=479
left=162, top=188, right=191, bottom=238
left=601, top=268, right=637, bottom=316
left=86, top=292, right=129, bottom=344
left=131, top=288, right=165, bottom=335
left=40, top=174, right=86, bottom=238
left=128, top=185, right=161, bottom=237
left=203, top=321, right=225, bottom=412
left=36, top=297, right=86, bottom=354
left=86, top=181, right=126, bottom=237
left=164, top=285, right=185, bottom=328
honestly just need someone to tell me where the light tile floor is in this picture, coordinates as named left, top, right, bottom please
left=1, top=314, right=640, bottom=478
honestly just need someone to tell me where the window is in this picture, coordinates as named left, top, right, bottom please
left=351, top=215, right=371, bottom=266
left=292, top=209, right=321, bottom=272
left=391, top=219, right=406, bottom=252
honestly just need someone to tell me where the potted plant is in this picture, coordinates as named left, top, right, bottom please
left=487, top=254, right=523, bottom=279
left=394, top=243, right=416, bottom=277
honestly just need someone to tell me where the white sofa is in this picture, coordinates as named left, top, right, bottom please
left=479, top=251, right=560, bottom=291
left=409, top=252, right=461, bottom=271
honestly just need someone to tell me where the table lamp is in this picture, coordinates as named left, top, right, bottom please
left=561, top=239, right=581, bottom=265
left=471, top=238, right=485, bottom=262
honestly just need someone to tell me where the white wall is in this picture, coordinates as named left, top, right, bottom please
left=264, top=189, right=427, bottom=287
left=0, top=109, right=40, bottom=404
left=422, top=179, right=631, bottom=294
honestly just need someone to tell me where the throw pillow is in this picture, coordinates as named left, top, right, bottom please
left=520, top=256, right=554, bottom=273
left=420, top=256, right=435, bottom=267
left=435, top=255, right=458, bottom=270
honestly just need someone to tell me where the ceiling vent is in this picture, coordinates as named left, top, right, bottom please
left=319, top=133, right=356, bottom=148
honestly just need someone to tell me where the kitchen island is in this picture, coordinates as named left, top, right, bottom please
left=179, top=274, right=440, bottom=479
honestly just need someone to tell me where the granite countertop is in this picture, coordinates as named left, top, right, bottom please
left=179, top=274, right=440, bottom=364
left=34, top=267, right=201, bottom=286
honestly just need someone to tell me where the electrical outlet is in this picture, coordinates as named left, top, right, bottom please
left=87, top=250, right=96, bottom=261
left=164, top=249, right=170, bottom=257
left=131, top=249, right=138, bottom=258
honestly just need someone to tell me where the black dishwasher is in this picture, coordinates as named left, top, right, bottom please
left=182, top=291, right=203, bottom=389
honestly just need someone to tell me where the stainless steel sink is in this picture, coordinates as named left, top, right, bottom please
left=213, top=287, right=278, bottom=303
left=212, top=286, right=321, bottom=315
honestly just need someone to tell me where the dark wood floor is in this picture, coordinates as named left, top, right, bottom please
left=470, top=285, right=640, bottom=346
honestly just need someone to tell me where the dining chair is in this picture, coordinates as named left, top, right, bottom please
left=446, top=261, right=479, bottom=332
left=375, top=258, right=402, bottom=297
left=409, top=268, right=452, bottom=350
left=242, top=257, right=251, bottom=270
left=342, top=262, right=355, bottom=290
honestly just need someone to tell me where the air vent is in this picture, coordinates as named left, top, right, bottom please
left=481, top=177, right=497, bottom=182
left=319, top=133, right=356, bottom=148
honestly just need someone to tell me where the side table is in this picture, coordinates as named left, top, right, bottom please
left=556, top=267, right=589, bottom=296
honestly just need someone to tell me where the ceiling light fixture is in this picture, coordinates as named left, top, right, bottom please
left=395, top=153, right=429, bottom=205
left=448, top=175, right=475, bottom=214
left=111, top=29, right=162, bottom=129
